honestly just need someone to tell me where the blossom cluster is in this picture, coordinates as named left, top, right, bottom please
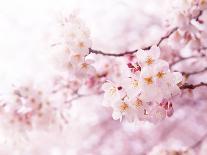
left=0, top=81, right=72, bottom=130
left=59, top=14, right=95, bottom=80
left=102, top=46, right=183, bottom=122
left=0, top=83, right=56, bottom=130
left=169, top=0, right=207, bottom=51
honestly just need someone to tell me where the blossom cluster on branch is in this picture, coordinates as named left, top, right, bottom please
left=0, top=0, right=206, bottom=130
left=102, top=46, right=182, bottom=122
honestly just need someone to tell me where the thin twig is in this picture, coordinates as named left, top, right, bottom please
left=89, top=27, right=178, bottom=57
left=157, top=27, right=178, bottom=46
left=169, top=56, right=200, bottom=67
left=180, top=82, right=207, bottom=90
left=195, top=10, right=203, bottom=21
left=182, top=67, right=207, bottom=78
left=187, top=132, right=207, bottom=151
left=89, top=48, right=139, bottom=57
left=89, top=10, right=203, bottom=57
left=65, top=91, right=104, bottom=104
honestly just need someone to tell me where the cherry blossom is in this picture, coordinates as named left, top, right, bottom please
left=102, top=45, right=184, bottom=123
left=136, top=45, right=160, bottom=67
left=102, top=81, right=126, bottom=107
left=0, top=83, right=57, bottom=130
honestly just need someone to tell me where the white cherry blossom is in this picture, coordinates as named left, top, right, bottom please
left=103, top=46, right=183, bottom=123
left=102, top=81, right=126, bottom=107
left=111, top=98, right=136, bottom=122
left=136, top=45, right=160, bottom=67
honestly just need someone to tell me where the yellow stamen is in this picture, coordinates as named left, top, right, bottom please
left=120, top=102, right=129, bottom=112
left=134, top=99, right=143, bottom=109
left=146, top=57, right=154, bottom=65
left=144, top=76, right=153, bottom=85
left=131, top=80, right=139, bottom=88
left=156, top=71, right=165, bottom=79
left=109, top=87, right=116, bottom=95
left=74, top=54, right=81, bottom=61
left=200, top=0, right=206, bottom=5
left=79, top=42, right=85, bottom=48
left=81, top=63, right=88, bottom=69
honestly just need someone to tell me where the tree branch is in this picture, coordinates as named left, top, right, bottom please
left=195, top=10, right=203, bottom=21
left=186, top=132, right=207, bottom=151
left=182, top=67, right=207, bottom=78
left=180, top=82, right=207, bottom=90
left=169, top=56, right=200, bottom=67
left=89, top=27, right=178, bottom=57
left=65, top=91, right=104, bottom=104
left=89, top=10, right=203, bottom=57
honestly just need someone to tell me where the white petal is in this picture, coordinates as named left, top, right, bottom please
left=149, top=106, right=166, bottom=122
left=136, top=49, right=147, bottom=67
left=154, top=60, right=169, bottom=73
left=102, top=82, right=113, bottom=91
left=112, top=111, right=122, bottom=120
left=150, top=45, right=160, bottom=60
left=173, top=72, right=183, bottom=84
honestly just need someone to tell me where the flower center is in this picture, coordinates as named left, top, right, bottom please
left=81, top=63, right=88, bottom=69
left=134, top=99, right=143, bottom=109
left=156, top=71, right=165, bottom=79
left=109, top=86, right=116, bottom=95
left=131, top=80, right=139, bottom=88
left=78, top=42, right=85, bottom=48
left=120, top=102, right=129, bottom=112
left=144, top=76, right=153, bottom=85
left=200, top=0, right=206, bottom=5
left=146, top=57, right=154, bottom=65
left=74, top=54, right=81, bottom=61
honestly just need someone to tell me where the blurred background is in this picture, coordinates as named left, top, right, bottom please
left=0, top=0, right=207, bottom=154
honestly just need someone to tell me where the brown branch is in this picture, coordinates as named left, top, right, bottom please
left=186, top=132, right=207, bottom=151
left=170, top=49, right=206, bottom=68
left=89, top=48, right=139, bottom=57
left=89, top=27, right=178, bottom=57
left=195, top=10, right=203, bottom=21
left=169, top=56, right=200, bottom=67
left=65, top=91, right=104, bottom=104
left=157, top=27, right=178, bottom=46
left=89, top=10, right=203, bottom=57
left=182, top=67, right=207, bottom=78
left=180, top=82, right=207, bottom=90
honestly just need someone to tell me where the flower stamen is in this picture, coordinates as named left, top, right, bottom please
left=131, top=80, right=139, bottom=88
left=144, top=76, right=153, bottom=85
left=146, top=57, right=154, bottom=65
left=156, top=71, right=165, bottom=79
left=119, top=102, right=129, bottom=112
left=81, top=63, right=88, bottom=69
left=78, top=42, right=85, bottom=48
left=134, top=99, right=143, bottom=109
left=109, top=86, right=116, bottom=95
